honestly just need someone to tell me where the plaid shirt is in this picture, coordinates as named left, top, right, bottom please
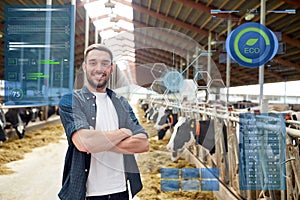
left=58, top=86, right=147, bottom=200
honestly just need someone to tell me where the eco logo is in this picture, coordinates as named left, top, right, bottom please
left=226, top=22, right=278, bottom=68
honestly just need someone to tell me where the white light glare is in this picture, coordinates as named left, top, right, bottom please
left=210, top=9, right=239, bottom=14
left=267, top=9, right=296, bottom=14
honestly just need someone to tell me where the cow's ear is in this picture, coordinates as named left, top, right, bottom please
left=190, top=120, right=194, bottom=128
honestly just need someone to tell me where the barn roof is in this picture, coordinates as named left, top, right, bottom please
left=0, top=0, right=299, bottom=88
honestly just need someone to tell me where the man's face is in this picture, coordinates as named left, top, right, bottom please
left=83, top=49, right=113, bottom=92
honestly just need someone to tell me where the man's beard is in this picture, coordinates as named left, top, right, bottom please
left=86, top=72, right=108, bottom=90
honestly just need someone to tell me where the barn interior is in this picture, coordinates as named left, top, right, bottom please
left=0, top=1, right=300, bottom=200
left=0, top=0, right=299, bottom=101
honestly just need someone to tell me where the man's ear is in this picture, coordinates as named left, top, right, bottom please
left=82, top=62, right=87, bottom=72
left=110, top=63, right=114, bottom=74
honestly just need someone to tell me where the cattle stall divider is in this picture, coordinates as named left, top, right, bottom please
left=146, top=100, right=300, bottom=200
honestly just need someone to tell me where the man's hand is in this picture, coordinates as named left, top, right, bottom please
left=111, top=133, right=149, bottom=154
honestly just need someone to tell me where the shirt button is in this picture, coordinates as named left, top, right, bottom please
left=92, top=117, right=95, bottom=120
left=85, top=169, right=88, bottom=172
left=92, top=104, right=95, bottom=106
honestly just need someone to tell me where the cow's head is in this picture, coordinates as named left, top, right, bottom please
left=30, top=107, right=40, bottom=122
left=0, top=110, right=5, bottom=129
left=166, top=117, right=196, bottom=161
left=0, top=109, right=6, bottom=142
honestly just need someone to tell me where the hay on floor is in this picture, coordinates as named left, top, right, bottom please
left=0, top=123, right=65, bottom=175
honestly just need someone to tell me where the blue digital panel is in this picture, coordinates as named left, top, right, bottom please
left=201, top=168, right=219, bottom=179
left=160, top=168, right=179, bottom=179
left=182, top=180, right=200, bottom=191
left=239, top=113, right=286, bottom=190
left=181, top=168, right=200, bottom=179
left=201, top=180, right=220, bottom=191
left=160, top=168, right=220, bottom=192
left=4, top=5, right=75, bottom=106
left=160, top=180, right=180, bottom=191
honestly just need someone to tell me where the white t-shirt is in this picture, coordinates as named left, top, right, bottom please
left=86, top=92, right=126, bottom=196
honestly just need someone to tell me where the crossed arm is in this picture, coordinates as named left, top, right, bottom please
left=72, top=128, right=149, bottom=154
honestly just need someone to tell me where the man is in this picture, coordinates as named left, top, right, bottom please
left=58, top=44, right=149, bottom=200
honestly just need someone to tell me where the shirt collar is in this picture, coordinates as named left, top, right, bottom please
left=81, top=85, right=115, bottom=100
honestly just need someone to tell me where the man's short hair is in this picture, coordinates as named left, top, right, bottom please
left=84, top=44, right=113, bottom=62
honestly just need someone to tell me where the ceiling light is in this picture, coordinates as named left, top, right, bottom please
left=112, top=23, right=120, bottom=32
left=110, top=17, right=118, bottom=22
left=109, top=10, right=118, bottom=22
left=245, top=13, right=255, bottom=21
left=105, top=0, right=115, bottom=8
left=245, top=9, right=257, bottom=21
left=210, top=40, right=224, bottom=45
left=109, top=11, right=116, bottom=18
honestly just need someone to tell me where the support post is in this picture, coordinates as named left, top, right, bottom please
left=259, top=0, right=266, bottom=111
left=85, top=0, right=90, bottom=49
left=226, top=15, right=232, bottom=103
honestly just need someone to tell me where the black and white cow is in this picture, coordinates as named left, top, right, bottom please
left=140, top=101, right=149, bottom=113
left=145, top=104, right=159, bottom=123
left=166, top=116, right=227, bottom=161
left=0, top=107, right=7, bottom=143
left=154, top=107, right=178, bottom=140
left=18, top=107, right=39, bottom=125
left=2, top=105, right=59, bottom=140
left=27, top=107, right=40, bottom=123
left=5, top=108, right=26, bottom=139
left=1, top=106, right=37, bottom=141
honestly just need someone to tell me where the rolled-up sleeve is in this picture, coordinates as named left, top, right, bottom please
left=59, top=93, right=90, bottom=143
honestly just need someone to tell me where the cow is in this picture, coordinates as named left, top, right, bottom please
left=0, top=107, right=7, bottom=143
left=140, top=100, right=149, bottom=113
left=0, top=126, right=6, bottom=143
left=28, top=107, right=40, bottom=123
left=37, top=105, right=59, bottom=121
left=144, top=103, right=160, bottom=123
left=2, top=105, right=58, bottom=140
left=286, top=111, right=300, bottom=130
left=144, top=105, right=153, bottom=121
left=18, top=107, right=39, bottom=125
left=5, top=108, right=26, bottom=139
left=166, top=117, right=228, bottom=161
left=0, top=106, right=37, bottom=141
left=154, top=107, right=178, bottom=140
